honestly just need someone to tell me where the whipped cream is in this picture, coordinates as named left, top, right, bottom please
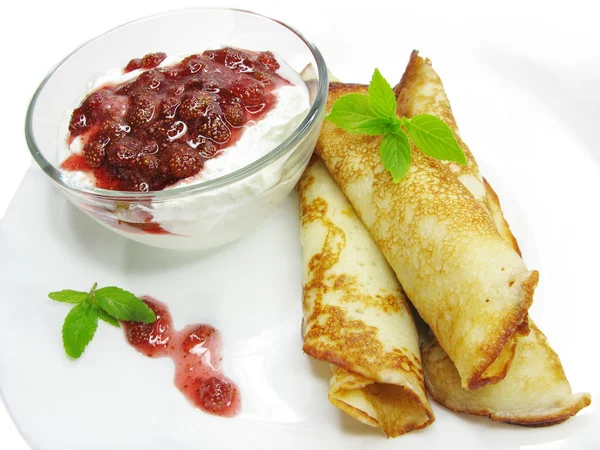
left=58, top=51, right=311, bottom=250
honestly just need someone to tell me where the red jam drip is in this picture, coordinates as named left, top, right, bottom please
left=63, top=48, right=287, bottom=192
left=62, top=153, right=170, bottom=234
left=115, top=218, right=171, bottom=235
left=122, top=297, right=241, bottom=417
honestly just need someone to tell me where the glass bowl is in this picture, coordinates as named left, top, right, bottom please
left=25, top=8, right=328, bottom=251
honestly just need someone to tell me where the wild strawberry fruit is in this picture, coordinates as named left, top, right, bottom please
left=165, top=143, right=203, bottom=179
left=132, top=69, right=165, bottom=92
left=69, top=90, right=116, bottom=133
left=155, top=119, right=188, bottom=144
left=179, top=92, right=213, bottom=120
left=68, top=107, right=89, bottom=136
left=140, top=140, right=159, bottom=155
left=107, top=138, right=141, bottom=167
left=162, top=66, right=186, bottom=80
left=142, top=52, right=167, bottom=69
left=253, top=71, right=273, bottom=85
left=182, top=325, right=216, bottom=353
left=127, top=94, right=157, bottom=126
left=258, top=51, right=280, bottom=71
left=124, top=319, right=153, bottom=346
left=160, top=96, right=181, bottom=119
left=181, top=55, right=207, bottom=74
left=164, top=85, right=185, bottom=98
left=81, top=89, right=109, bottom=116
left=198, top=113, right=231, bottom=143
left=198, top=377, right=234, bottom=413
left=99, top=95, right=129, bottom=120
left=197, top=140, right=219, bottom=159
left=100, top=120, right=131, bottom=140
left=224, top=104, right=246, bottom=127
left=224, top=49, right=255, bottom=73
left=201, top=50, right=217, bottom=61
left=125, top=58, right=143, bottom=73
left=83, top=140, right=106, bottom=168
left=123, top=299, right=172, bottom=356
left=137, top=153, right=161, bottom=177
left=195, top=74, right=220, bottom=92
left=231, top=79, right=264, bottom=106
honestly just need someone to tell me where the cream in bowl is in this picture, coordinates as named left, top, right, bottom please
left=59, top=48, right=309, bottom=242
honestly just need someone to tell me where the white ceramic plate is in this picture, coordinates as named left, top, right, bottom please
left=1, top=22, right=599, bottom=450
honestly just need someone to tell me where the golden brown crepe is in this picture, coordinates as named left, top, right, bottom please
left=394, top=50, right=528, bottom=386
left=422, top=325, right=591, bottom=426
left=315, top=82, right=538, bottom=391
left=395, top=50, right=591, bottom=425
left=298, top=156, right=434, bottom=437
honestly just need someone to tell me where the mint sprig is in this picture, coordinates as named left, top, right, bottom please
left=325, top=68, right=467, bottom=182
left=380, top=132, right=412, bottom=183
left=48, top=290, right=89, bottom=304
left=405, top=115, right=466, bottom=164
left=368, top=68, right=397, bottom=119
left=49, top=283, right=156, bottom=359
left=62, top=302, right=98, bottom=359
left=94, top=287, right=156, bottom=322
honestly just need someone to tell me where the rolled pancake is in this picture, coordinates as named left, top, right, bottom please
left=315, top=82, right=539, bottom=391
left=422, top=325, right=591, bottom=426
left=394, top=51, right=527, bottom=386
left=396, top=51, right=591, bottom=423
left=298, top=156, right=434, bottom=437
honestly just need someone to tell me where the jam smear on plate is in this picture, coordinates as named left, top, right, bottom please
left=122, top=297, right=240, bottom=417
left=63, top=48, right=287, bottom=192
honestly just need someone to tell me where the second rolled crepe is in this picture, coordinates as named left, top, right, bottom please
left=316, top=83, right=539, bottom=391
left=298, top=156, right=434, bottom=437
left=394, top=50, right=529, bottom=386
left=395, top=51, right=591, bottom=425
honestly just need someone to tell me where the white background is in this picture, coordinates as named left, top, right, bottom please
left=1, top=0, right=598, bottom=448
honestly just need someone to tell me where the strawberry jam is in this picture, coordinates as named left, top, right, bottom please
left=122, top=297, right=240, bottom=417
left=63, top=48, right=287, bottom=192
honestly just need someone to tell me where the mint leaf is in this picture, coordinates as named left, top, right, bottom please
left=406, top=115, right=467, bottom=164
left=94, top=305, right=120, bottom=328
left=352, top=118, right=394, bottom=135
left=62, top=302, right=98, bottom=359
left=380, top=132, right=412, bottom=183
left=49, top=290, right=89, bottom=304
left=94, top=287, right=156, bottom=323
left=368, top=68, right=397, bottom=119
left=325, top=94, right=378, bottom=132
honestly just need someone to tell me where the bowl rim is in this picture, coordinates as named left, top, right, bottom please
left=24, top=7, right=328, bottom=201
